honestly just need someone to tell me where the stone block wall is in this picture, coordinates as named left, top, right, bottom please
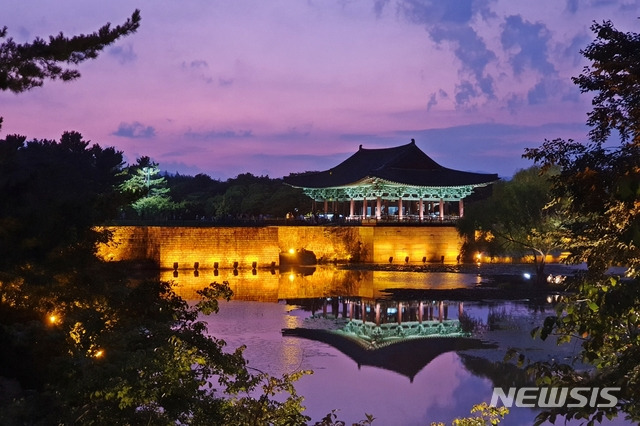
left=97, top=225, right=463, bottom=269
left=278, top=226, right=374, bottom=263
left=98, top=226, right=280, bottom=270
left=371, top=226, right=462, bottom=264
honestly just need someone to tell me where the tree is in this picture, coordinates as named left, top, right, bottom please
left=0, top=10, right=141, bottom=93
left=572, top=20, right=640, bottom=146
left=516, top=21, right=640, bottom=424
left=0, top=135, right=312, bottom=424
left=0, top=131, right=126, bottom=270
left=119, top=156, right=177, bottom=220
left=457, top=166, right=566, bottom=284
left=0, top=10, right=141, bottom=131
left=0, top=11, right=316, bottom=425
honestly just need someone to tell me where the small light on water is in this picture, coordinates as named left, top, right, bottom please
left=523, top=273, right=531, bottom=279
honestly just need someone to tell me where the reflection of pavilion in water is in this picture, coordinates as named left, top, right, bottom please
left=290, top=297, right=466, bottom=349
left=164, top=266, right=491, bottom=381
left=284, top=297, right=491, bottom=382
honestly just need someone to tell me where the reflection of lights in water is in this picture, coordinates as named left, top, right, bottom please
left=284, top=314, right=299, bottom=329
left=288, top=248, right=295, bottom=254
left=164, top=267, right=486, bottom=302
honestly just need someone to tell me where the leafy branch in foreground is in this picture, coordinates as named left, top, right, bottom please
left=515, top=19, right=640, bottom=425
left=0, top=10, right=141, bottom=93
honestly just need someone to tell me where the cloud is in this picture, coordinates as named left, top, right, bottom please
left=564, top=33, right=591, bottom=66
left=181, top=60, right=214, bottom=84
left=397, top=0, right=496, bottom=105
left=184, top=129, right=254, bottom=140
left=565, top=0, right=580, bottom=14
left=109, top=43, right=137, bottom=64
left=273, top=124, right=314, bottom=140
left=112, top=121, right=156, bottom=138
left=431, top=24, right=496, bottom=99
left=399, top=0, right=475, bottom=25
left=372, top=0, right=390, bottom=18
left=501, top=15, right=555, bottom=76
left=426, top=93, right=438, bottom=110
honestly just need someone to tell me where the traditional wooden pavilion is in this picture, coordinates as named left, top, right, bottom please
left=284, top=139, right=498, bottom=221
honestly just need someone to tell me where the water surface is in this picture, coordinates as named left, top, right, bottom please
left=163, top=266, right=631, bottom=425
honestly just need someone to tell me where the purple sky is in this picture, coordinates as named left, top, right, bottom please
left=2, top=1, right=638, bottom=180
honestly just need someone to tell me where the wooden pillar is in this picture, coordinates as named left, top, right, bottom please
left=348, top=301, right=353, bottom=321
left=458, top=302, right=464, bottom=318
left=376, top=196, right=382, bottom=219
left=419, top=198, right=424, bottom=221
left=322, top=299, right=327, bottom=318
left=397, top=302, right=402, bottom=324
left=459, top=199, right=464, bottom=217
left=375, top=303, right=381, bottom=326
left=438, top=301, right=444, bottom=323
left=418, top=301, right=424, bottom=323
left=349, top=199, right=354, bottom=218
left=323, top=200, right=328, bottom=215
left=439, top=198, right=444, bottom=220
left=362, top=197, right=367, bottom=218
left=398, top=198, right=403, bottom=220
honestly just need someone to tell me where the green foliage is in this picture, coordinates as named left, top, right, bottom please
left=312, top=409, right=375, bottom=426
left=162, top=172, right=311, bottom=221
left=0, top=134, right=314, bottom=425
left=119, top=156, right=178, bottom=220
left=517, top=20, right=640, bottom=424
left=0, top=10, right=140, bottom=92
left=572, top=20, right=640, bottom=145
left=430, top=403, right=509, bottom=426
left=0, top=132, right=126, bottom=269
left=457, top=166, right=565, bottom=283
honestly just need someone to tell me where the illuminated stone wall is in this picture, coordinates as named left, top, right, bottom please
left=97, top=226, right=280, bottom=270
left=97, top=225, right=463, bottom=268
left=278, top=226, right=374, bottom=263
left=371, top=226, right=462, bottom=264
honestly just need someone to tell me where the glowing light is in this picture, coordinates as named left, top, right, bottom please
left=94, top=349, right=104, bottom=358
left=523, top=273, right=531, bottom=279
left=288, top=248, right=295, bottom=254
left=288, top=273, right=295, bottom=282
left=49, top=314, right=58, bottom=324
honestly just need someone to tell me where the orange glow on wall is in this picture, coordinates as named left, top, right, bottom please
left=96, top=225, right=465, bottom=268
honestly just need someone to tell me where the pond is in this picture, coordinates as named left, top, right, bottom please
left=162, top=265, right=631, bottom=426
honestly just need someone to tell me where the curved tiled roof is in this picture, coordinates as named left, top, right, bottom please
left=284, top=140, right=498, bottom=188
